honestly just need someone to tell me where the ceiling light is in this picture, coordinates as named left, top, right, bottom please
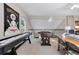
left=48, top=17, right=52, bottom=22
left=70, top=5, right=75, bottom=10
left=70, top=4, right=79, bottom=10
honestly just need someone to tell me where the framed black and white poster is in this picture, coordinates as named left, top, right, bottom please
left=4, top=3, right=20, bottom=36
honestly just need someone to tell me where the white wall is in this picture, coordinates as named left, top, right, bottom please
left=30, top=16, right=66, bottom=30
left=29, top=16, right=66, bottom=37
left=30, top=16, right=78, bottom=38
left=0, top=3, right=32, bottom=39
left=0, top=3, right=4, bottom=38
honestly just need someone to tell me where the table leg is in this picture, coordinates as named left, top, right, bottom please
left=28, top=36, right=31, bottom=44
left=10, top=47, right=17, bottom=55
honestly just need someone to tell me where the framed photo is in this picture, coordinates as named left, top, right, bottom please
left=20, top=18, right=26, bottom=32
left=4, top=3, right=19, bottom=36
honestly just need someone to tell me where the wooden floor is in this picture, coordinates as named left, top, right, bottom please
left=16, top=35, right=61, bottom=55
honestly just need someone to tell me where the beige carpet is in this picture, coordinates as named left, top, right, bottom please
left=16, top=35, right=61, bottom=55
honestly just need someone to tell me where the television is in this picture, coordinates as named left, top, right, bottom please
left=69, top=30, right=74, bottom=34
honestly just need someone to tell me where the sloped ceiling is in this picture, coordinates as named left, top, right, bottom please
left=17, top=3, right=79, bottom=16
left=16, top=3, right=79, bottom=29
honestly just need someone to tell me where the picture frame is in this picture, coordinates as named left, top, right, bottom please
left=4, top=3, right=19, bottom=36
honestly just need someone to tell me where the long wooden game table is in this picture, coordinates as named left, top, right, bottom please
left=0, top=32, right=32, bottom=55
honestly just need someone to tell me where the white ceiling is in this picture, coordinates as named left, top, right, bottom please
left=17, top=3, right=79, bottom=16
